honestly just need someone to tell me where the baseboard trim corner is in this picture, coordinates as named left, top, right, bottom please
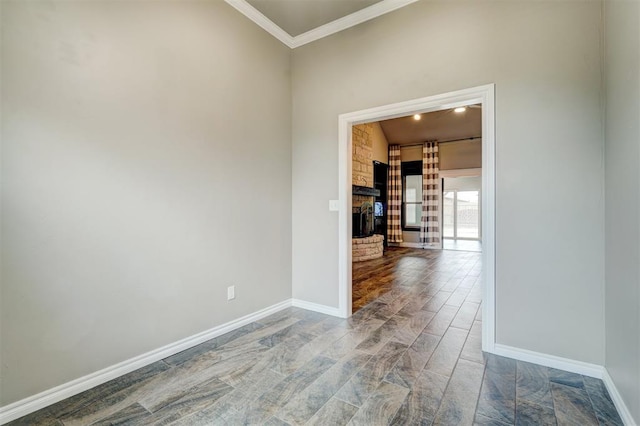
left=0, top=299, right=292, bottom=425
left=291, top=299, right=342, bottom=317
left=602, top=369, right=637, bottom=426
left=492, top=343, right=604, bottom=378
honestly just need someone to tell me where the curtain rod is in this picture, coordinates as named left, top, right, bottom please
left=397, top=136, right=481, bottom=149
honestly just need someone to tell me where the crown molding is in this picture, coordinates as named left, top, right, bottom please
left=291, top=0, right=419, bottom=48
left=225, top=0, right=295, bottom=48
left=225, top=0, right=419, bottom=49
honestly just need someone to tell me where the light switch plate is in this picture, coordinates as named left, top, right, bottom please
left=329, top=200, right=339, bottom=211
left=227, top=286, right=235, bottom=300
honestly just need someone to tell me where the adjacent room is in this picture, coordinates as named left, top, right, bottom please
left=352, top=106, right=483, bottom=312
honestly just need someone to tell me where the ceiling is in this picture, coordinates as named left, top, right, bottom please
left=246, top=0, right=381, bottom=37
left=379, top=106, right=482, bottom=145
left=224, top=0, right=418, bottom=48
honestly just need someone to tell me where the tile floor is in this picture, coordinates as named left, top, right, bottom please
left=9, top=249, right=622, bottom=425
left=351, top=246, right=446, bottom=312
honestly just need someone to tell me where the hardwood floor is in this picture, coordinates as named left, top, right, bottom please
left=9, top=248, right=622, bottom=425
left=352, top=246, right=481, bottom=312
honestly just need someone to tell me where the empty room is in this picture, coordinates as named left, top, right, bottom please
left=1, top=0, right=638, bottom=425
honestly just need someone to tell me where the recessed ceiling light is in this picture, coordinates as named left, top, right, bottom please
left=413, top=114, right=421, bottom=120
left=454, top=107, right=467, bottom=113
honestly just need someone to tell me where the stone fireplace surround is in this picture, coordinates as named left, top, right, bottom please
left=351, top=123, right=385, bottom=262
left=352, top=234, right=384, bottom=262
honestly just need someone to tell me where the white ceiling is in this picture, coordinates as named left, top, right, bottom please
left=246, top=0, right=381, bottom=37
left=379, top=106, right=482, bottom=145
left=224, top=0, right=418, bottom=48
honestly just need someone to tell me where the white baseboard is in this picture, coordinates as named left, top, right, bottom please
left=4, top=303, right=636, bottom=426
left=492, top=343, right=604, bottom=378
left=292, top=299, right=342, bottom=317
left=0, top=299, right=292, bottom=425
left=389, top=242, right=440, bottom=249
left=602, top=369, right=637, bottom=426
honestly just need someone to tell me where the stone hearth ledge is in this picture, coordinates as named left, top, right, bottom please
left=352, top=234, right=384, bottom=262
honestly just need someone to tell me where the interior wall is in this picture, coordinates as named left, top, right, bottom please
left=440, top=140, right=481, bottom=170
left=371, top=122, right=389, bottom=164
left=0, top=0, right=292, bottom=405
left=444, top=176, right=481, bottom=191
left=292, top=0, right=605, bottom=364
left=398, top=139, right=481, bottom=169
left=400, top=146, right=422, bottom=162
left=604, top=0, right=640, bottom=422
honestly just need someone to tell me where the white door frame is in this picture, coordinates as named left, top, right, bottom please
left=337, top=84, right=496, bottom=352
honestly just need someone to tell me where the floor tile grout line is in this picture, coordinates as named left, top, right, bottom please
left=352, top=271, right=456, bottom=423
left=432, top=263, right=482, bottom=425
left=429, top=337, right=469, bottom=425
left=582, top=376, right=609, bottom=424
left=472, top=357, right=489, bottom=425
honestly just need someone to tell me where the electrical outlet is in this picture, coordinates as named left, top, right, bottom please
left=227, top=285, right=235, bottom=301
left=329, top=200, right=339, bottom=211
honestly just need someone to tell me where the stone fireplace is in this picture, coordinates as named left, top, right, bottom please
left=352, top=234, right=384, bottom=262
left=352, top=192, right=375, bottom=238
left=352, top=123, right=384, bottom=262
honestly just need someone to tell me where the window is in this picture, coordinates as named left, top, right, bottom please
left=443, top=191, right=455, bottom=238
left=402, top=161, right=422, bottom=230
left=442, top=188, right=480, bottom=240
left=457, top=191, right=479, bottom=239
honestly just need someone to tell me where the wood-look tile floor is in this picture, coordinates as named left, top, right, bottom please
left=11, top=249, right=623, bottom=425
left=352, top=247, right=480, bottom=312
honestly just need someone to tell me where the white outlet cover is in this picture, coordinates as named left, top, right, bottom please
left=329, top=200, right=339, bottom=211
left=227, top=286, right=235, bottom=300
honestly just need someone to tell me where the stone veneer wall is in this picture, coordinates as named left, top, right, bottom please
left=352, top=123, right=374, bottom=188
left=352, top=123, right=375, bottom=209
left=352, top=124, right=384, bottom=261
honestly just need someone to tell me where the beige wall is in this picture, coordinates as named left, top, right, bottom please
left=0, top=0, right=292, bottom=405
left=400, top=146, right=422, bottom=162
left=604, top=0, right=640, bottom=422
left=444, top=176, right=481, bottom=192
left=371, top=122, right=389, bottom=164
left=440, top=140, right=481, bottom=170
left=399, top=139, right=481, bottom=170
left=292, top=0, right=605, bottom=364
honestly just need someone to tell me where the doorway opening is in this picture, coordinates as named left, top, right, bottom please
left=338, top=84, right=496, bottom=353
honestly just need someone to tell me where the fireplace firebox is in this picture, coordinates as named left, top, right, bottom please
left=352, top=185, right=380, bottom=238
left=353, top=202, right=374, bottom=237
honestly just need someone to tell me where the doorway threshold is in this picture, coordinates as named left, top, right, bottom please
left=443, top=239, right=481, bottom=252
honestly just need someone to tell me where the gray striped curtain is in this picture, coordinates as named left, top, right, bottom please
left=387, top=145, right=403, bottom=243
left=420, top=141, right=440, bottom=245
